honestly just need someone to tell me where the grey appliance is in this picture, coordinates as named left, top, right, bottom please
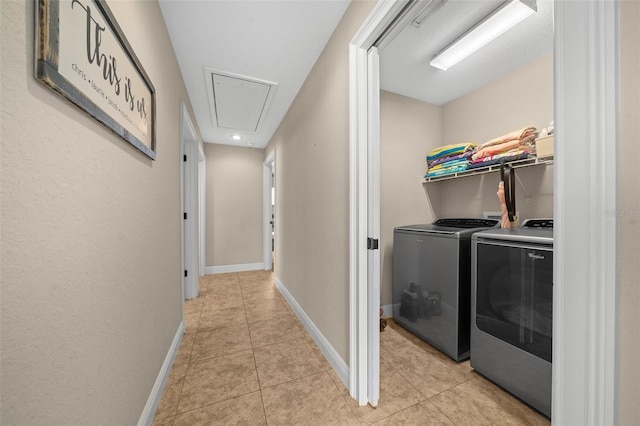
left=471, top=219, right=553, bottom=417
left=392, top=218, right=499, bottom=361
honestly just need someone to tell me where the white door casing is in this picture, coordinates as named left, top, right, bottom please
left=263, top=150, right=275, bottom=271
left=552, top=1, right=619, bottom=424
left=349, top=0, right=410, bottom=406
left=198, top=142, right=206, bottom=277
left=366, top=46, right=381, bottom=408
left=181, top=102, right=200, bottom=300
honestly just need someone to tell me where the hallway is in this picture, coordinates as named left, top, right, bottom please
left=152, top=271, right=549, bottom=425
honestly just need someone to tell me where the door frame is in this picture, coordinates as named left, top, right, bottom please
left=181, top=102, right=201, bottom=300
left=263, top=150, right=275, bottom=271
left=348, top=0, right=409, bottom=405
left=198, top=142, right=206, bottom=277
left=349, top=0, right=620, bottom=423
left=552, top=2, right=619, bottom=424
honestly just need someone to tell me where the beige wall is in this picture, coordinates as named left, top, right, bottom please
left=379, top=54, right=554, bottom=305
left=204, top=143, right=264, bottom=267
left=436, top=52, right=554, bottom=220
left=264, top=0, right=377, bottom=362
left=1, top=1, right=197, bottom=424
left=442, top=52, right=554, bottom=144
left=618, top=1, right=640, bottom=423
left=380, top=91, right=441, bottom=306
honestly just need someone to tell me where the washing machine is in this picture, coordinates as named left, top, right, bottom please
left=471, top=219, right=554, bottom=417
left=392, top=218, right=499, bottom=361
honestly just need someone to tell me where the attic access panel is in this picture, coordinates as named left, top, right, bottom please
left=205, top=68, right=278, bottom=132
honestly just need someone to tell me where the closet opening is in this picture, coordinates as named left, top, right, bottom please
left=350, top=1, right=619, bottom=423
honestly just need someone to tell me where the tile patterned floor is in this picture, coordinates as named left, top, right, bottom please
left=153, top=271, right=550, bottom=425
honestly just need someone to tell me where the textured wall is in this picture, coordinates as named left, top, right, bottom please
left=437, top=52, right=554, bottom=221
left=1, top=1, right=197, bottom=423
left=442, top=52, right=554, bottom=145
left=379, top=91, right=441, bottom=306
left=264, top=0, right=377, bottom=362
left=619, top=1, right=640, bottom=423
left=204, top=143, right=264, bottom=267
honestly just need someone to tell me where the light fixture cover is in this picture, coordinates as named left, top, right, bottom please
left=430, top=0, right=536, bottom=71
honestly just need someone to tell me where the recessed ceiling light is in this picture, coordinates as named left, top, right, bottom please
left=247, top=142, right=254, bottom=147
left=231, top=134, right=242, bottom=141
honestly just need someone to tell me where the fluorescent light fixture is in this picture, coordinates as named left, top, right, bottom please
left=430, top=0, right=536, bottom=71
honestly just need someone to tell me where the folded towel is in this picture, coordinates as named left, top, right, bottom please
left=426, top=142, right=477, bottom=163
left=472, top=127, right=536, bottom=160
left=467, top=152, right=530, bottom=170
left=428, top=158, right=470, bottom=172
left=472, top=133, right=536, bottom=161
left=425, top=162, right=470, bottom=177
left=427, top=150, right=475, bottom=169
left=470, top=145, right=535, bottom=165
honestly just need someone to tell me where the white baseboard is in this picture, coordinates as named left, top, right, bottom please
left=274, top=277, right=350, bottom=389
left=137, top=321, right=184, bottom=426
left=381, top=304, right=393, bottom=318
left=205, top=263, right=265, bottom=275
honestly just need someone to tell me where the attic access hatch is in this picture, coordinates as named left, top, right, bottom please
left=204, top=68, right=278, bottom=133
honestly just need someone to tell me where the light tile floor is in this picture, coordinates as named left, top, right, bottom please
left=153, top=271, right=550, bottom=425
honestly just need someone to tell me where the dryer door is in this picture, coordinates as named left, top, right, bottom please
left=475, top=241, right=553, bottom=362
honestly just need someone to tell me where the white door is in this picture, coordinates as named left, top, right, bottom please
left=366, top=46, right=381, bottom=407
left=181, top=104, right=199, bottom=300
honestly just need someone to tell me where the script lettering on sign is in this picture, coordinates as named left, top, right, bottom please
left=35, top=0, right=156, bottom=159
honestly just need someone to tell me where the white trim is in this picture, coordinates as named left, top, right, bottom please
left=348, top=41, right=369, bottom=406
left=553, top=1, right=619, bottom=424
left=349, top=0, right=416, bottom=407
left=181, top=103, right=199, bottom=300
left=137, top=321, right=185, bottom=426
left=179, top=105, right=186, bottom=323
left=198, top=142, right=206, bottom=278
left=263, top=151, right=275, bottom=271
left=274, top=277, right=350, bottom=388
left=366, top=46, right=381, bottom=407
left=205, top=263, right=265, bottom=275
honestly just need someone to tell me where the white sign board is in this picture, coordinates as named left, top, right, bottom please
left=35, top=0, right=156, bottom=159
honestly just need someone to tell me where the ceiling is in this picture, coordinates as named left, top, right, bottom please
left=158, top=0, right=351, bottom=149
left=379, top=0, right=553, bottom=105
left=159, top=0, right=553, bottom=149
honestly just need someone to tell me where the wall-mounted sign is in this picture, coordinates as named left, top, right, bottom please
left=35, top=0, right=156, bottom=160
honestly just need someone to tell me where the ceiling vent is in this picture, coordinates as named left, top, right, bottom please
left=204, top=68, right=278, bottom=132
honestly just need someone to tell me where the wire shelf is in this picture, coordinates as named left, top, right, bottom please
left=422, top=156, right=554, bottom=184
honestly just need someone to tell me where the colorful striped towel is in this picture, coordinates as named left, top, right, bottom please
left=426, top=142, right=477, bottom=163
left=425, top=161, right=470, bottom=177
left=427, top=158, right=470, bottom=172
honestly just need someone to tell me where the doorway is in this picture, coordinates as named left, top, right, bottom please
left=263, top=151, right=276, bottom=271
left=349, top=1, right=619, bottom=423
left=181, top=103, right=202, bottom=300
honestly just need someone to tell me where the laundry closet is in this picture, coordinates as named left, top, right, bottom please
left=377, top=0, right=554, bottom=419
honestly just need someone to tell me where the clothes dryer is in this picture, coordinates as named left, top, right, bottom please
left=471, top=220, right=553, bottom=417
